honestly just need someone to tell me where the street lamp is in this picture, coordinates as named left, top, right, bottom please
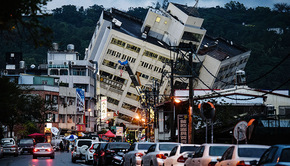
left=88, top=108, right=91, bottom=131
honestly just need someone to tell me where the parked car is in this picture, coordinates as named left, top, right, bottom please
left=19, top=138, right=35, bottom=154
left=93, top=142, right=108, bottom=166
left=32, top=143, right=54, bottom=159
left=104, top=142, right=130, bottom=165
left=124, top=142, right=154, bottom=166
left=164, top=144, right=200, bottom=166
left=184, top=143, right=231, bottom=166
left=85, top=142, right=100, bottom=164
left=71, top=139, right=94, bottom=163
left=103, top=142, right=131, bottom=165
left=1, top=138, right=18, bottom=157
left=141, top=142, right=180, bottom=166
left=257, top=144, right=290, bottom=166
left=0, top=144, right=3, bottom=158
left=215, top=144, right=270, bottom=166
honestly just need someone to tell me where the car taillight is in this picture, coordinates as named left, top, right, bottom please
left=106, top=150, right=115, bottom=153
left=237, top=161, right=250, bottom=166
left=89, top=145, right=94, bottom=153
left=46, top=148, right=51, bottom=152
left=11, top=146, right=16, bottom=148
left=156, top=154, right=166, bottom=159
left=135, top=152, right=144, bottom=158
left=177, top=155, right=187, bottom=163
left=33, top=149, right=38, bottom=152
left=100, top=151, right=105, bottom=156
left=74, top=146, right=77, bottom=151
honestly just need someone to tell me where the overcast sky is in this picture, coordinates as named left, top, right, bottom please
left=46, top=0, right=289, bottom=11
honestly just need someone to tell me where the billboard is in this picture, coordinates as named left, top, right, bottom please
left=76, top=88, right=85, bottom=112
left=101, top=96, right=107, bottom=120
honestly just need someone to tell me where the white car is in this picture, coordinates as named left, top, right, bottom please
left=85, top=141, right=100, bottom=164
left=164, top=144, right=200, bottom=166
left=71, top=139, right=95, bottom=163
left=215, top=144, right=270, bottom=166
left=141, top=142, right=180, bottom=166
left=184, top=143, right=232, bottom=166
left=124, top=142, right=154, bottom=166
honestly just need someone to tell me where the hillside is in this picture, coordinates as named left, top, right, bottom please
left=0, top=2, right=289, bottom=90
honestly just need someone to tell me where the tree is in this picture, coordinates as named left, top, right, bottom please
left=273, top=3, right=290, bottom=13
left=0, top=77, right=46, bottom=137
left=224, top=1, right=246, bottom=11
left=0, top=0, right=52, bottom=47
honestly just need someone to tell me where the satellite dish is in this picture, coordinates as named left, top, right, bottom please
left=234, top=121, right=248, bottom=141
left=30, top=64, right=36, bottom=69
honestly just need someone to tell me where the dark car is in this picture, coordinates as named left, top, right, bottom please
left=258, top=144, right=290, bottom=166
left=93, top=142, right=108, bottom=166
left=19, top=138, right=35, bottom=154
left=104, top=142, right=130, bottom=165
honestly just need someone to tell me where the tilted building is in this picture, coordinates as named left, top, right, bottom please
left=85, top=3, right=206, bottom=127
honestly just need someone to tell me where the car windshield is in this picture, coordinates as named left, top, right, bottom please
left=109, top=143, right=130, bottom=149
left=238, top=148, right=268, bottom=158
left=209, top=146, right=230, bottom=156
left=20, top=139, right=33, bottom=144
left=77, top=141, right=92, bottom=147
left=138, top=144, right=153, bottom=150
left=180, top=146, right=199, bottom=153
left=159, top=144, right=178, bottom=151
left=280, top=148, right=290, bottom=162
left=1, top=139, right=15, bottom=145
left=36, top=143, right=51, bottom=147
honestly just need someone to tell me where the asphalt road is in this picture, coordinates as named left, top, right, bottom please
left=0, top=151, right=89, bottom=166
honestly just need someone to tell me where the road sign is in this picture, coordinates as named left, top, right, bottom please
left=234, top=121, right=248, bottom=141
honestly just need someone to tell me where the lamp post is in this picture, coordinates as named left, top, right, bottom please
left=135, top=115, right=140, bottom=140
left=88, top=108, right=91, bottom=131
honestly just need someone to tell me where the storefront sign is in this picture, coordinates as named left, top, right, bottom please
left=178, top=114, right=188, bottom=144
left=101, top=96, right=107, bottom=120
left=76, top=88, right=85, bottom=112
left=76, top=124, right=86, bottom=132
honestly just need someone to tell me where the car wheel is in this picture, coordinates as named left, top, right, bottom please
left=33, top=155, right=37, bottom=159
left=51, top=155, right=55, bottom=159
left=72, top=157, right=76, bottom=163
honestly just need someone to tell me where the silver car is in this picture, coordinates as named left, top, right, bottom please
left=141, top=142, right=180, bottom=166
left=1, top=138, right=18, bottom=157
left=33, top=143, right=55, bottom=159
left=124, top=142, right=154, bottom=166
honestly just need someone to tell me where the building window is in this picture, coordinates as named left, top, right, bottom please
left=107, top=97, right=119, bottom=105
left=72, top=68, right=86, bottom=76
left=158, top=55, right=170, bottom=63
left=143, top=50, right=158, bottom=59
left=122, top=102, right=137, bottom=111
left=60, top=69, right=68, bottom=75
left=100, top=70, right=113, bottom=79
left=45, top=95, right=51, bottom=102
left=42, top=80, right=48, bottom=85
left=181, top=31, right=203, bottom=42
left=50, top=69, right=58, bottom=75
left=126, top=44, right=141, bottom=53
left=111, top=38, right=126, bottom=47
left=52, top=95, right=58, bottom=104
left=155, top=17, right=161, bottom=23
left=102, top=59, right=118, bottom=69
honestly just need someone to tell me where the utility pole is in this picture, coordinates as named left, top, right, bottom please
left=170, top=59, right=175, bottom=142
left=188, top=50, right=194, bottom=144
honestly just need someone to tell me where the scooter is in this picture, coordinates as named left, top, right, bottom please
left=112, top=151, right=125, bottom=166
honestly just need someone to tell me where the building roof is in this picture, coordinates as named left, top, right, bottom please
left=103, top=8, right=170, bottom=49
left=171, top=3, right=199, bottom=17
left=198, top=35, right=248, bottom=61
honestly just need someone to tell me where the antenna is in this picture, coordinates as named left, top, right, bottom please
left=233, top=121, right=248, bottom=144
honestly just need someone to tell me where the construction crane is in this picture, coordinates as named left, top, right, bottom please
left=118, top=60, right=146, bottom=103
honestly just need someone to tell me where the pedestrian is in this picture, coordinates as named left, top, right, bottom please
left=59, top=141, right=64, bottom=152
left=66, top=141, right=70, bottom=152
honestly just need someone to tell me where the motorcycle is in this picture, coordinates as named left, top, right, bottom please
left=112, top=151, right=125, bottom=166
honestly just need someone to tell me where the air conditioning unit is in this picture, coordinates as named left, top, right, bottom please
left=279, top=106, right=290, bottom=116
left=64, top=62, right=67, bottom=65
left=71, top=61, right=75, bottom=65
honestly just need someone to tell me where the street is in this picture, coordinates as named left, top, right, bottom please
left=0, top=151, right=89, bottom=166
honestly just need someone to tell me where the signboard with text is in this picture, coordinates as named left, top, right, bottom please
left=76, top=124, right=86, bottom=132
left=116, top=127, right=123, bottom=136
left=178, top=114, right=188, bottom=144
left=76, top=88, right=85, bottom=112
left=101, top=96, right=107, bottom=120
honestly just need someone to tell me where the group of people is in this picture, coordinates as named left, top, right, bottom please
left=58, top=140, right=70, bottom=152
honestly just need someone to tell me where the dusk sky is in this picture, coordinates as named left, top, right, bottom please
left=46, top=0, right=289, bottom=11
